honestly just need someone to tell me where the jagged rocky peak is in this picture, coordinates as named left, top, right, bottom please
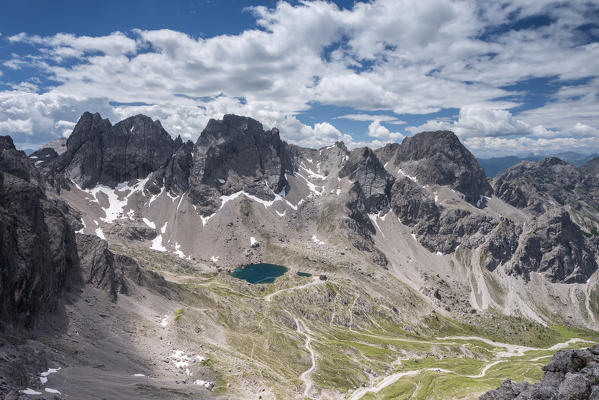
left=493, top=157, right=599, bottom=215
left=509, top=208, right=598, bottom=283
left=0, top=135, right=15, bottom=151
left=581, top=156, right=599, bottom=178
left=189, top=114, right=293, bottom=215
left=144, top=134, right=194, bottom=196
left=51, top=112, right=175, bottom=189
left=390, top=130, right=492, bottom=204
left=340, top=146, right=394, bottom=214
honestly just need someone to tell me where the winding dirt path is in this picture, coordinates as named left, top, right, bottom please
left=295, top=318, right=317, bottom=397
left=264, top=277, right=322, bottom=302
left=348, top=336, right=594, bottom=400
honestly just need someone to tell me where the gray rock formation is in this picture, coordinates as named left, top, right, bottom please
left=0, top=136, right=79, bottom=328
left=340, top=147, right=394, bottom=231
left=76, top=234, right=140, bottom=301
left=493, top=158, right=599, bottom=216
left=189, top=114, right=293, bottom=216
left=481, top=345, right=599, bottom=400
left=509, top=209, right=598, bottom=283
left=581, top=157, right=599, bottom=179
left=41, top=112, right=175, bottom=189
left=381, top=131, right=492, bottom=204
left=479, top=219, right=522, bottom=272
left=390, top=176, right=496, bottom=254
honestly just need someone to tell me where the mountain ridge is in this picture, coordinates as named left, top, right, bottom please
left=2, top=111, right=599, bottom=399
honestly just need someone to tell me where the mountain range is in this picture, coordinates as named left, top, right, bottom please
left=2, top=112, right=599, bottom=399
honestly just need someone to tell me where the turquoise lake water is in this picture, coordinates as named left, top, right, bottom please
left=231, top=263, right=288, bottom=284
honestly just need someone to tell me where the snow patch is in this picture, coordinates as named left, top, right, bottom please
left=210, top=256, right=219, bottom=263
left=174, top=243, right=191, bottom=260
left=95, top=227, right=105, bottom=240
left=142, top=218, right=155, bottom=229
left=250, top=237, right=258, bottom=247
left=171, top=350, right=191, bottom=369
left=21, top=389, right=42, bottom=395
left=368, top=213, right=385, bottom=236
left=276, top=210, right=286, bottom=217
left=134, top=373, right=146, bottom=377
left=476, top=195, right=484, bottom=208
left=398, top=168, right=418, bottom=183
left=217, top=178, right=225, bottom=184
left=312, top=234, right=324, bottom=245
left=151, top=234, right=166, bottom=252
left=160, top=315, right=168, bottom=327
left=45, top=388, right=61, bottom=394
left=411, top=233, right=417, bottom=240
left=76, top=219, right=86, bottom=234
left=296, top=172, right=322, bottom=195
left=80, top=174, right=151, bottom=223
left=195, top=380, right=214, bottom=389
left=299, top=165, right=326, bottom=180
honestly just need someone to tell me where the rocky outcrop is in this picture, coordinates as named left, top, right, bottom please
left=493, top=158, right=599, bottom=216
left=105, top=222, right=157, bottom=242
left=390, top=176, right=439, bottom=229
left=41, top=112, right=175, bottom=190
left=581, top=157, right=599, bottom=178
left=390, top=176, right=496, bottom=254
left=479, top=219, right=522, bottom=272
left=340, top=147, right=394, bottom=232
left=509, top=209, right=597, bottom=283
left=387, top=131, right=492, bottom=204
left=481, top=345, right=599, bottom=400
left=76, top=234, right=139, bottom=301
left=189, top=114, right=293, bottom=216
left=0, top=136, right=79, bottom=328
left=145, top=136, right=194, bottom=196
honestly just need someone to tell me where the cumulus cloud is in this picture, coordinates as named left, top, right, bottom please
left=406, top=106, right=553, bottom=138
left=336, top=114, right=405, bottom=124
left=0, top=0, right=597, bottom=152
left=367, top=120, right=405, bottom=141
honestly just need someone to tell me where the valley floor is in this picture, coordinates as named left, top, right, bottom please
left=4, top=242, right=598, bottom=400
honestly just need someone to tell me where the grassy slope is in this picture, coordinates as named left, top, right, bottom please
left=110, top=242, right=599, bottom=399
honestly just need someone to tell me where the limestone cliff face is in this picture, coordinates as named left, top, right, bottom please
left=41, top=112, right=175, bottom=189
left=0, top=136, right=79, bottom=329
left=189, top=114, right=293, bottom=216
left=385, top=130, right=492, bottom=204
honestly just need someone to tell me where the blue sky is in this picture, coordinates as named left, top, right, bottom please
left=1, top=0, right=598, bottom=157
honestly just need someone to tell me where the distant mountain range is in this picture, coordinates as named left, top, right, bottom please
left=478, top=152, right=599, bottom=177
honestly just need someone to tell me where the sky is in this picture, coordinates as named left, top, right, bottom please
left=1, top=0, right=598, bottom=157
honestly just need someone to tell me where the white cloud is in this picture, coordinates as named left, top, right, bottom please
left=406, top=105, right=555, bottom=139
left=0, top=0, right=597, bottom=152
left=367, top=120, right=405, bottom=142
left=8, top=31, right=137, bottom=59
left=0, top=118, right=33, bottom=134
left=336, top=113, right=405, bottom=124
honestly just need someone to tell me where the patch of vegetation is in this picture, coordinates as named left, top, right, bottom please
left=173, top=308, right=185, bottom=321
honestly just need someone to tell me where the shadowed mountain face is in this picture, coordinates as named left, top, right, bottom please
left=42, top=112, right=175, bottom=189
left=0, top=136, right=79, bottom=329
left=189, top=114, right=294, bottom=216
